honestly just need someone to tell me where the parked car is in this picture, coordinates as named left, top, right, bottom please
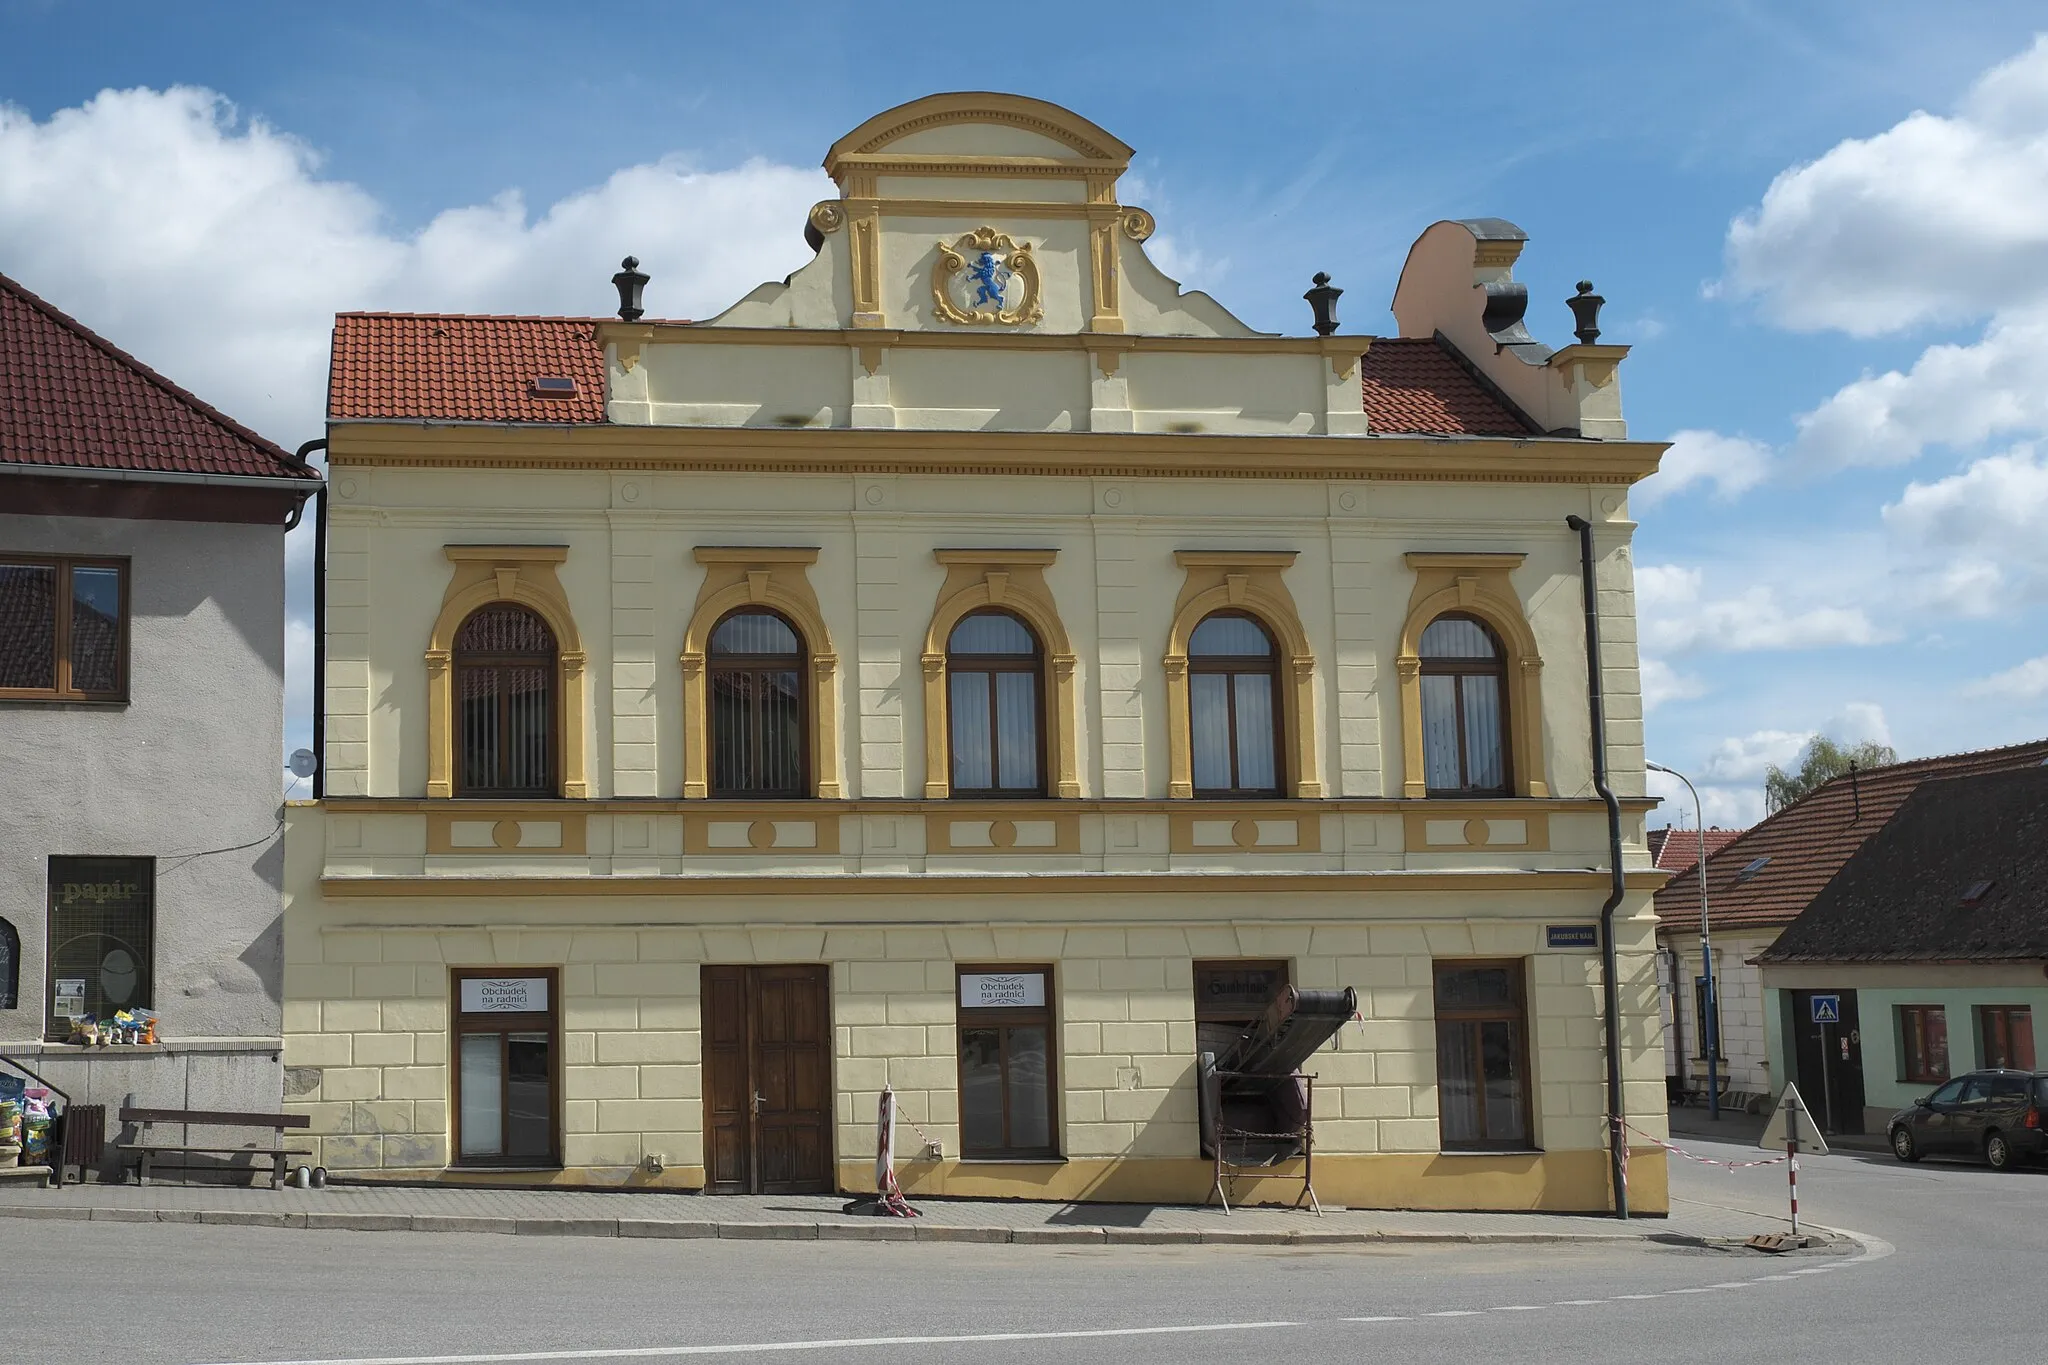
left=1888, top=1069, right=2048, bottom=1169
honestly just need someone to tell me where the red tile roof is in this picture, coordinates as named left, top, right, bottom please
left=328, top=314, right=611, bottom=424
left=1654, top=738, right=2048, bottom=938
left=0, top=272, right=315, bottom=480
left=1649, top=826, right=1747, bottom=878
left=325, top=316, right=1540, bottom=437
left=1360, top=338, right=1536, bottom=437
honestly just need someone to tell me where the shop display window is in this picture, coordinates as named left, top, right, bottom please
left=956, top=965, right=1057, bottom=1158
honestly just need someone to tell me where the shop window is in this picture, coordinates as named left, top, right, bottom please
left=453, top=604, right=557, bottom=797
left=1187, top=614, right=1282, bottom=797
left=1898, top=1005, right=1949, bottom=1084
left=707, top=609, right=807, bottom=798
left=1193, top=960, right=1290, bottom=1058
left=451, top=968, right=560, bottom=1166
left=1978, top=1006, right=2035, bottom=1072
left=1433, top=960, right=1533, bottom=1150
left=0, top=555, right=128, bottom=702
left=0, top=917, right=17, bottom=1010
left=1418, top=614, right=1509, bottom=796
left=956, top=966, right=1057, bottom=1158
left=1692, top=975, right=1725, bottom=1063
left=45, top=857, right=152, bottom=1039
left=946, top=612, right=1045, bottom=797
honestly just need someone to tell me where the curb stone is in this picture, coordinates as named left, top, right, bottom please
left=0, top=1201, right=1694, bottom=1249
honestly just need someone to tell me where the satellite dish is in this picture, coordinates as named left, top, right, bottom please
left=288, top=749, right=320, bottom=779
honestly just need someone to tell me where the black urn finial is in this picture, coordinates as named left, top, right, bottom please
left=612, top=256, right=649, bottom=322
left=1567, top=279, right=1604, bottom=345
left=1304, top=271, right=1342, bottom=337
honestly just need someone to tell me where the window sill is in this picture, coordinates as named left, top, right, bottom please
left=956, top=1155, right=1066, bottom=1165
left=1436, top=1146, right=1544, bottom=1157
left=0, top=696, right=129, bottom=708
left=444, top=1163, right=566, bottom=1173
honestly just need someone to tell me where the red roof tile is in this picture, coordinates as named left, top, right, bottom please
left=0, top=272, right=314, bottom=481
left=1360, top=338, right=1536, bottom=437
left=328, top=314, right=611, bottom=424
left=1649, top=826, right=1747, bottom=878
left=1654, top=738, right=2048, bottom=937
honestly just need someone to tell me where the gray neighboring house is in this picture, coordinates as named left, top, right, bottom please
left=0, top=271, right=321, bottom=1165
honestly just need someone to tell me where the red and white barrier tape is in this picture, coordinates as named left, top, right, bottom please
left=1609, top=1116, right=1793, bottom=1171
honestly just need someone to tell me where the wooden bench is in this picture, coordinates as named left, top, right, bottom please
left=116, top=1107, right=313, bottom=1189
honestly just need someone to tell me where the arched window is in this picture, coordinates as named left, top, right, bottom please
left=946, top=611, right=1044, bottom=797
left=1187, top=612, right=1282, bottom=797
left=1419, top=614, right=1508, bottom=796
left=708, top=609, right=807, bottom=797
left=454, top=603, right=557, bottom=797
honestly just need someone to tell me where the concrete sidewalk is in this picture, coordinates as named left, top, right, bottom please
left=0, top=1173, right=1816, bottom=1248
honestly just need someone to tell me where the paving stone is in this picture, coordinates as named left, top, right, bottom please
left=515, top=1218, right=617, bottom=1237
left=409, top=1215, right=515, bottom=1235
left=199, top=1211, right=307, bottom=1228
left=1103, top=1228, right=1202, bottom=1245
left=915, top=1225, right=1009, bottom=1243
left=1009, top=1227, right=1106, bottom=1245
left=817, top=1221, right=919, bottom=1242
left=304, top=1212, right=411, bottom=1232
left=718, top=1222, right=818, bottom=1240
left=619, top=1219, right=718, bottom=1240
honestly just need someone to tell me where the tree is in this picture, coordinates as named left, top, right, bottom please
left=1764, top=736, right=1899, bottom=814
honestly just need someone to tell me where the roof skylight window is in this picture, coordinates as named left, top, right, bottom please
left=1733, top=855, right=1771, bottom=884
left=1962, top=879, right=1995, bottom=903
left=529, top=376, right=579, bottom=398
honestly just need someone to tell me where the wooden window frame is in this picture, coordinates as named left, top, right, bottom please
left=1431, top=958, right=1536, bottom=1152
left=1978, top=1005, right=2035, bottom=1072
left=43, top=855, right=154, bottom=1041
left=0, top=554, right=129, bottom=704
left=1898, top=1004, right=1949, bottom=1085
left=945, top=611, right=1049, bottom=800
left=451, top=603, right=559, bottom=799
left=1186, top=612, right=1285, bottom=799
left=1417, top=613, right=1511, bottom=797
left=955, top=963, right=1060, bottom=1160
left=449, top=966, right=563, bottom=1169
left=705, top=607, right=811, bottom=800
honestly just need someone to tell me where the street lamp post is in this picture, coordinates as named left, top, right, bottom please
left=1647, top=760, right=1720, bottom=1120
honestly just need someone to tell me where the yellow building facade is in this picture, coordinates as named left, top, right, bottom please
left=284, top=93, right=1672, bottom=1212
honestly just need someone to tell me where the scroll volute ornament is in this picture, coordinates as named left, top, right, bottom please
left=932, top=227, right=1044, bottom=326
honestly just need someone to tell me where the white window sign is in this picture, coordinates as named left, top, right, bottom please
left=460, top=977, right=548, bottom=1013
left=959, top=972, right=1045, bottom=1010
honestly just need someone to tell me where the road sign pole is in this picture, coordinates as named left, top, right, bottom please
left=1787, top=1094, right=1800, bottom=1237
left=1819, top=1022, right=1833, bottom=1135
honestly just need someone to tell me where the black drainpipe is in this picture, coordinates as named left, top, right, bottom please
left=298, top=438, right=330, bottom=799
left=1566, top=514, right=1629, bottom=1219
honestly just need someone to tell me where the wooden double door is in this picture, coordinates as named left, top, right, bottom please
left=702, top=964, right=832, bottom=1193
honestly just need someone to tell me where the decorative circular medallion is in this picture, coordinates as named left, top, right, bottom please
left=620, top=482, right=641, bottom=503
left=1232, top=818, right=1258, bottom=850
left=1462, top=818, right=1489, bottom=848
left=865, top=485, right=886, bottom=506
left=990, top=820, right=1018, bottom=850
left=748, top=820, right=775, bottom=850
left=491, top=819, right=520, bottom=850
left=1338, top=491, right=1359, bottom=512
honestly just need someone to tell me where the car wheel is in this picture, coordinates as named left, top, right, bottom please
left=1891, top=1126, right=1921, bottom=1163
left=1986, top=1132, right=2014, bottom=1170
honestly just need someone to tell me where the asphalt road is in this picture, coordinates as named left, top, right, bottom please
left=2, top=1134, right=2038, bottom=1365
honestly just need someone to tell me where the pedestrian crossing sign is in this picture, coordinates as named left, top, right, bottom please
left=1809, top=994, right=1841, bottom=1024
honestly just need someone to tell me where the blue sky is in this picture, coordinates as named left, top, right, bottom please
left=5, top=1, right=2046, bottom=823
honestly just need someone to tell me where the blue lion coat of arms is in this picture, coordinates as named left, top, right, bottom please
left=967, top=250, right=1012, bottom=308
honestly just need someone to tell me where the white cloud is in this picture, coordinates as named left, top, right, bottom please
left=1645, top=767, right=1765, bottom=830
left=0, top=86, right=833, bottom=443
left=1715, top=37, right=2048, bottom=471
left=1699, top=729, right=1812, bottom=784
left=1639, top=657, right=1706, bottom=713
left=1883, top=443, right=2048, bottom=558
left=1634, top=429, right=1772, bottom=505
left=1791, top=306, right=2048, bottom=469
left=1824, top=701, right=1892, bottom=749
left=1964, top=655, right=2048, bottom=702
left=1635, top=563, right=1892, bottom=655
left=1724, top=36, right=2048, bottom=338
